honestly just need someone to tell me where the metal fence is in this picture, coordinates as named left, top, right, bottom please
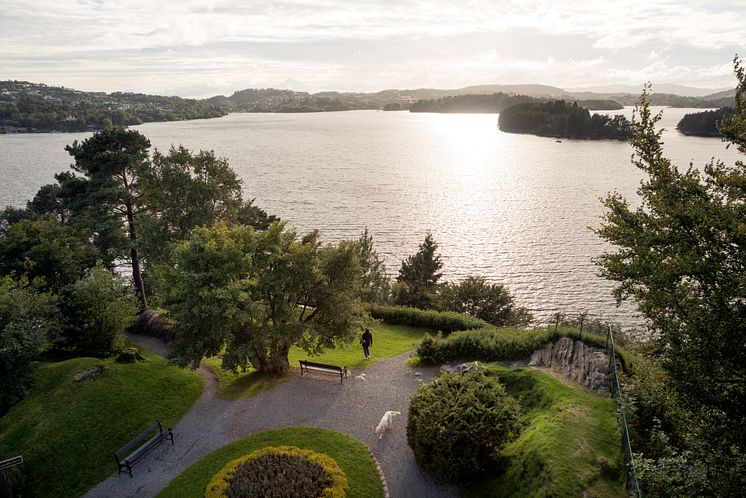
left=606, top=326, right=643, bottom=498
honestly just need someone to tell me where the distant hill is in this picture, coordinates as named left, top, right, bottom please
left=0, top=81, right=227, bottom=133
left=567, top=83, right=731, bottom=98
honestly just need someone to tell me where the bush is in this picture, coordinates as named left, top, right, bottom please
left=437, top=275, right=533, bottom=327
left=369, top=304, right=488, bottom=334
left=407, top=369, right=521, bottom=483
left=56, top=265, right=138, bottom=356
left=205, top=445, right=347, bottom=498
left=0, top=277, right=57, bottom=415
left=416, top=326, right=630, bottom=370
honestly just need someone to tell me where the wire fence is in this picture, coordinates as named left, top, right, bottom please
left=605, top=326, right=642, bottom=498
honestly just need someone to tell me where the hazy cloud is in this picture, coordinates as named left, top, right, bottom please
left=0, top=0, right=744, bottom=96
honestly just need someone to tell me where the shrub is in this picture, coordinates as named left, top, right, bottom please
left=437, top=275, right=533, bottom=327
left=0, top=277, right=57, bottom=415
left=415, top=326, right=630, bottom=371
left=56, top=265, right=138, bottom=356
left=205, top=445, right=348, bottom=498
left=369, top=304, right=488, bottom=334
left=407, top=369, right=521, bottom=483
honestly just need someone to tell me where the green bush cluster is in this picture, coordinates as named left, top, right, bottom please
left=407, top=369, right=521, bottom=483
left=369, top=304, right=488, bottom=334
left=205, top=445, right=347, bottom=498
left=416, top=326, right=629, bottom=370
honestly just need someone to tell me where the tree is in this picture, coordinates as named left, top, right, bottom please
left=55, top=265, right=138, bottom=356
left=356, top=228, right=390, bottom=303
left=66, top=128, right=151, bottom=309
left=395, top=232, right=443, bottom=308
left=138, top=146, right=272, bottom=272
left=0, top=277, right=57, bottom=415
left=0, top=218, right=98, bottom=293
left=595, top=59, right=746, bottom=494
left=438, top=275, right=532, bottom=327
left=165, top=222, right=363, bottom=374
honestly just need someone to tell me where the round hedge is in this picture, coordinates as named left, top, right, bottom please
left=205, top=445, right=347, bottom=498
left=407, top=369, right=521, bottom=483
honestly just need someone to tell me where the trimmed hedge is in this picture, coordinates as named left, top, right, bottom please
left=416, top=326, right=630, bottom=371
left=369, top=304, right=488, bottom=334
left=205, top=445, right=347, bottom=498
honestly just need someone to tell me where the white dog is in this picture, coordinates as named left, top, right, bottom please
left=374, top=410, right=401, bottom=440
left=355, top=373, right=367, bottom=381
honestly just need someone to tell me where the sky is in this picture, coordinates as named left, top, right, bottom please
left=1, top=0, right=745, bottom=98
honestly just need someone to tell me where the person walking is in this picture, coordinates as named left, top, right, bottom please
left=360, top=328, right=373, bottom=359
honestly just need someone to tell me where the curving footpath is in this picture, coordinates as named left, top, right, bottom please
left=84, top=334, right=457, bottom=498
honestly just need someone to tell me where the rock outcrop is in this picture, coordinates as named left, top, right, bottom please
left=511, top=337, right=611, bottom=394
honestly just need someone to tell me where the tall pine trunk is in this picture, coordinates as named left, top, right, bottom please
left=125, top=199, right=147, bottom=310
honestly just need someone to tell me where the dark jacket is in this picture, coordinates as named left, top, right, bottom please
left=361, top=330, right=373, bottom=346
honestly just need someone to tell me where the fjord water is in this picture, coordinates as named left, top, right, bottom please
left=0, top=108, right=739, bottom=328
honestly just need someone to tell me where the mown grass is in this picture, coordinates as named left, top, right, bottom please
left=157, top=427, right=383, bottom=498
left=204, top=322, right=428, bottom=400
left=0, top=349, right=203, bottom=498
left=463, top=364, right=625, bottom=497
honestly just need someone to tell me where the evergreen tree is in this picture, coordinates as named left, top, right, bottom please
left=395, top=232, right=443, bottom=308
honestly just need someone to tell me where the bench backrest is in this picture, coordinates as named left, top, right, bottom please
left=114, top=422, right=163, bottom=458
left=300, top=360, right=344, bottom=371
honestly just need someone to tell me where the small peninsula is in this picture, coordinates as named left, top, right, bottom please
left=676, top=107, right=734, bottom=137
left=497, top=100, right=633, bottom=140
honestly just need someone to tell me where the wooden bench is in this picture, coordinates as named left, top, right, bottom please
left=113, top=421, right=173, bottom=478
left=299, top=360, right=348, bottom=383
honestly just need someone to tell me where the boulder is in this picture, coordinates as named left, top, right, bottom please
left=73, top=364, right=107, bottom=382
left=526, top=337, right=610, bottom=393
left=116, top=347, right=146, bottom=363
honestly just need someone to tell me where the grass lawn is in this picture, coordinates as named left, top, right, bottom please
left=463, top=364, right=625, bottom=498
left=0, top=349, right=203, bottom=498
left=157, top=427, right=383, bottom=498
left=203, top=322, right=429, bottom=400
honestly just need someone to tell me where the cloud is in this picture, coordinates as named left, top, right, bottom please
left=0, top=0, right=744, bottom=95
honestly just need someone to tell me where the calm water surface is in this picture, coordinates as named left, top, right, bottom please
left=0, top=108, right=739, bottom=329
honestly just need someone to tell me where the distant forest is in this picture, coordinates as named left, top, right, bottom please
left=409, top=93, right=535, bottom=113
left=498, top=100, right=632, bottom=140
left=676, top=107, right=734, bottom=137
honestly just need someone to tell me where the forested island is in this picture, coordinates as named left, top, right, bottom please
left=577, top=99, right=624, bottom=110
left=676, top=107, right=734, bottom=137
left=498, top=100, right=632, bottom=140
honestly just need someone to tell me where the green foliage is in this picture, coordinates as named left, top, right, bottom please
left=463, top=364, right=624, bottom=497
left=498, top=100, right=632, bottom=139
left=66, top=128, right=152, bottom=309
left=55, top=265, right=138, bottom=356
left=165, top=222, right=363, bottom=374
left=0, top=350, right=203, bottom=497
left=415, top=326, right=630, bottom=370
left=437, top=275, right=533, bottom=327
left=369, top=304, right=488, bottom=333
left=138, top=146, right=273, bottom=276
left=595, top=69, right=746, bottom=476
left=407, top=369, right=521, bottom=483
left=355, top=228, right=390, bottom=303
left=0, top=218, right=98, bottom=292
left=157, top=427, right=383, bottom=498
left=676, top=107, right=734, bottom=137
left=394, top=232, right=443, bottom=308
left=0, top=277, right=57, bottom=415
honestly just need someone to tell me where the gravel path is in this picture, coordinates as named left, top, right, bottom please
left=85, top=334, right=457, bottom=498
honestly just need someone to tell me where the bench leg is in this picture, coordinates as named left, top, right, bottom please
left=128, top=465, right=133, bottom=478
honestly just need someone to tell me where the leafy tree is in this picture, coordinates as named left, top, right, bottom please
left=0, top=218, right=98, bottom=292
left=165, top=222, right=363, bottom=374
left=66, top=128, right=151, bottom=309
left=395, top=232, right=443, bottom=308
left=55, top=265, right=138, bottom=356
left=596, top=60, right=746, bottom=495
left=438, top=275, right=532, bottom=327
left=138, top=146, right=272, bottom=272
left=356, top=228, right=390, bottom=303
left=0, top=277, right=57, bottom=415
